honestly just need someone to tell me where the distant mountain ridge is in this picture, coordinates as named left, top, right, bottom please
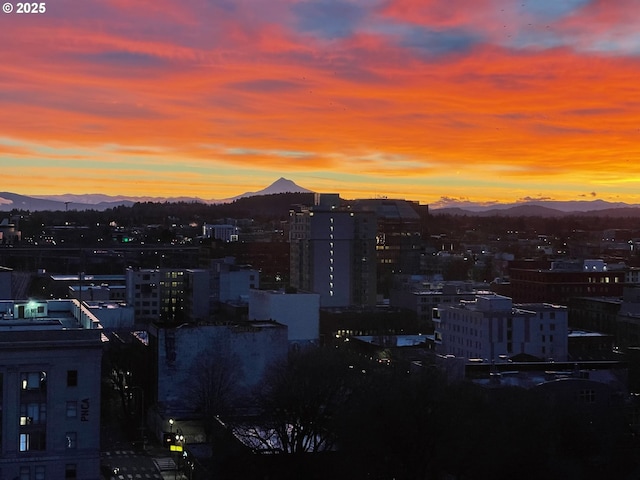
left=431, top=198, right=635, bottom=213
left=2, top=179, right=640, bottom=216
left=432, top=201, right=640, bottom=217
left=0, top=178, right=313, bottom=212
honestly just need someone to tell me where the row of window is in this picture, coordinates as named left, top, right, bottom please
left=540, top=322, right=557, bottom=330
left=19, top=431, right=78, bottom=452
left=21, top=371, right=77, bottom=389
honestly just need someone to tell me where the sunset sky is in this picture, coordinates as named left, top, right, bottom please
left=1, top=0, right=640, bottom=206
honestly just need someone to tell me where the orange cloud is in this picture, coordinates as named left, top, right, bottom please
left=1, top=1, right=640, bottom=204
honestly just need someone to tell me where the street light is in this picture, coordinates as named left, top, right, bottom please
left=173, top=428, right=184, bottom=480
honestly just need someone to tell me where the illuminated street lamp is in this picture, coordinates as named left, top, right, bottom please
left=172, top=428, right=185, bottom=480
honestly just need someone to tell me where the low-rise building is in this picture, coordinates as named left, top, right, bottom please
left=144, top=320, right=288, bottom=442
left=509, top=259, right=626, bottom=304
left=248, top=289, right=320, bottom=344
left=434, top=294, right=568, bottom=362
left=390, top=278, right=484, bottom=331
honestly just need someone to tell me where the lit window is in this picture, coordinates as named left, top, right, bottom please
left=21, top=372, right=45, bottom=390
left=20, top=403, right=46, bottom=424
left=65, top=432, right=77, bottom=449
left=20, top=433, right=29, bottom=452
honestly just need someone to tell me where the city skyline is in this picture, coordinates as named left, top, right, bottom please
left=2, top=0, right=639, bottom=206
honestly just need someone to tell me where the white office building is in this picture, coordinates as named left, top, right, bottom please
left=248, top=289, right=320, bottom=344
left=434, top=294, right=568, bottom=362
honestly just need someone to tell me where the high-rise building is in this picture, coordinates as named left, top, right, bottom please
left=289, top=194, right=376, bottom=307
left=349, top=199, right=426, bottom=297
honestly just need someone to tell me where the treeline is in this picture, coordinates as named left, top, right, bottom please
left=9, top=192, right=315, bottom=235
left=427, top=212, right=640, bottom=239
left=7, top=193, right=640, bottom=241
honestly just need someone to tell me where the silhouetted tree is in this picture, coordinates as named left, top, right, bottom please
left=188, top=351, right=245, bottom=443
left=336, top=366, right=446, bottom=479
left=235, top=346, right=366, bottom=454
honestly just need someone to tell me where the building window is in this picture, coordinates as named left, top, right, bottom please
left=20, top=403, right=46, bottom=424
left=19, top=434, right=29, bottom=452
left=19, top=432, right=46, bottom=452
left=20, top=467, right=30, bottom=480
left=21, top=371, right=46, bottom=391
left=65, top=464, right=77, bottom=480
left=65, top=432, right=77, bottom=449
left=578, top=389, right=596, bottom=403
left=67, top=370, right=78, bottom=387
left=35, top=466, right=46, bottom=480
left=66, top=401, right=77, bottom=418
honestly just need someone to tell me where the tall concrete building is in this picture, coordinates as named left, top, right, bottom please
left=0, top=299, right=104, bottom=480
left=350, top=199, right=426, bottom=297
left=289, top=194, right=377, bottom=307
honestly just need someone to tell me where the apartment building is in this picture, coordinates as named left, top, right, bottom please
left=434, top=294, right=568, bottom=362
